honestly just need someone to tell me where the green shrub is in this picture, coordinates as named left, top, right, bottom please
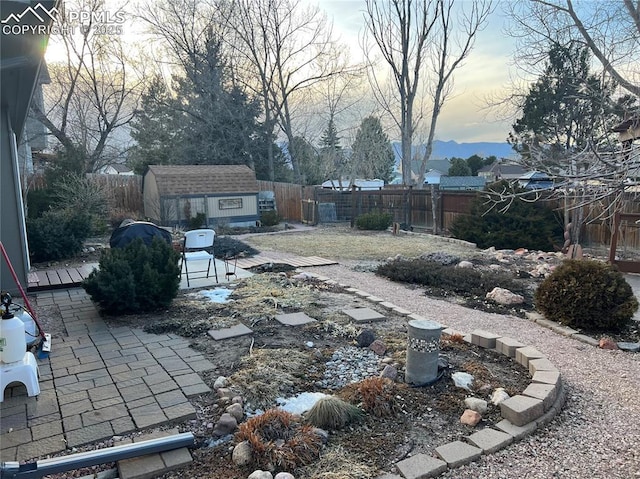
left=27, top=210, right=92, bottom=262
left=260, top=210, right=280, bottom=227
left=534, top=259, right=638, bottom=333
left=450, top=186, right=563, bottom=251
left=376, top=258, right=521, bottom=297
left=82, top=238, right=180, bottom=314
left=355, top=211, right=393, bottom=230
left=188, top=213, right=206, bottom=230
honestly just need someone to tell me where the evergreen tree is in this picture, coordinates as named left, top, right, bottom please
left=319, top=118, right=346, bottom=181
left=294, top=136, right=322, bottom=185
left=130, top=33, right=284, bottom=179
left=465, top=154, right=495, bottom=176
left=351, top=116, right=395, bottom=183
left=509, top=42, right=615, bottom=165
left=448, top=158, right=472, bottom=176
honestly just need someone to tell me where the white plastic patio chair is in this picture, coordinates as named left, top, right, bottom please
left=180, top=229, right=218, bottom=286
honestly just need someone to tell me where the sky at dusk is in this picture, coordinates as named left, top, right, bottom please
left=43, top=0, right=519, bottom=144
left=315, top=0, right=518, bottom=143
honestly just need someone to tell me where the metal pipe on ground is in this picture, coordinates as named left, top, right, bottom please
left=0, top=432, right=194, bottom=479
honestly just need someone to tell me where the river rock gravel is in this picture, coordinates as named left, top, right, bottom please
left=307, top=262, right=640, bottom=479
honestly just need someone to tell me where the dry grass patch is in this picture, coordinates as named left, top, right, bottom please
left=295, top=445, right=377, bottom=479
left=244, top=225, right=477, bottom=261
left=230, top=348, right=312, bottom=409
left=228, top=274, right=319, bottom=323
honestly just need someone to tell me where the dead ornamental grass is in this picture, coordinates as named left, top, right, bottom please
left=244, top=225, right=477, bottom=261
left=230, top=348, right=313, bottom=409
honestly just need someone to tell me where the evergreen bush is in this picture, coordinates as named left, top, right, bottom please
left=534, top=259, right=638, bottom=332
left=83, top=238, right=180, bottom=314
left=27, top=210, right=92, bottom=262
left=355, top=211, right=393, bottom=230
left=187, top=213, right=206, bottom=230
left=450, top=185, right=563, bottom=251
left=260, top=210, right=280, bottom=226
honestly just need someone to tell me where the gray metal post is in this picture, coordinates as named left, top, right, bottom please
left=405, top=319, right=442, bottom=386
left=0, top=432, right=194, bottom=479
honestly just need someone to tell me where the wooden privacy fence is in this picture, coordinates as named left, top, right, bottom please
left=257, top=180, right=307, bottom=222
left=30, top=173, right=144, bottom=217
left=85, top=174, right=143, bottom=214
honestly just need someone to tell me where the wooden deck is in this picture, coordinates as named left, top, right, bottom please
left=235, top=255, right=338, bottom=269
left=27, top=255, right=337, bottom=292
left=27, top=264, right=98, bottom=292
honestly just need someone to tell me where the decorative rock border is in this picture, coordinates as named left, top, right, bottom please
left=525, top=311, right=640, bottom=351
left=301, top=271, right=566, bottom=479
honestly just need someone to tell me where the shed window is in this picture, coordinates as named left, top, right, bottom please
left=219, top=198, right=243, bottom=209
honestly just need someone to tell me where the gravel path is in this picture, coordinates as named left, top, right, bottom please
left=306, top=262, right=640, bottom=479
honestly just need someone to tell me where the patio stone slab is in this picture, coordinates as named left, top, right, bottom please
left=275, top=312, right=317, bottom=326
left=207, top=324, right=253, bottom=340
left=342, top=307, right=385, bottom=323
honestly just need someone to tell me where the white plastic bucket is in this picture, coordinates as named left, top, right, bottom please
left=0, top=315, right=27, bottom=363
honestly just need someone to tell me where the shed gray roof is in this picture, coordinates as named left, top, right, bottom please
left=147, top=165, right=258, bottom=196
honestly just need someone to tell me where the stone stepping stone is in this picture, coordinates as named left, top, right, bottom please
left=275, top=312, right=317, bottom=326
left=342, top=307, right=385, bottom=323
left=208, top=324, right=253, bottom=340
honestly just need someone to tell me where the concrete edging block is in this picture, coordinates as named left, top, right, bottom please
left=528, top=357, right=558, bottom=375
left=465, top=428, right=514, bottom=454
left=499, top=395, right=544, bottom=426
left=495, top=337, right=525, bottom=357
left=470, top=329, right=501, bottom=349
left=434, top=441, right=482, bottom=468
left=395, top=454, right=448, bottom=479
left=522, top=383, right=557, bottom=411
left=515, top=346, right=545, bottom=368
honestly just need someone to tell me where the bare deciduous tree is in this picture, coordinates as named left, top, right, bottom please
left=31, top=0, right=142, bottom=173
left=363, top=0, right=492, bottom=187
left=506, top=0, right=640, bottom=98
left=223, top=0, right=350, bottom=182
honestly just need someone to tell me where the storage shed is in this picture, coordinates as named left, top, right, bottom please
left=143, top=165, right=260, bottom=227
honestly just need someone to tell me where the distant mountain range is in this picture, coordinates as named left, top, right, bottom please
left=392, top=140, right=516, bottom=166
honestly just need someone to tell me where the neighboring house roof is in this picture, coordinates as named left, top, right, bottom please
left=110, top=163, right=133, bottom=173
left=321, top=179, right=384, bottom=190
left=424, top=169, right=444, bottom=185
left=424, top=159, right=451, bottom=174
left=518, top=171, right=554, bottom=190
left=146, top=165, right=259, bottom=196
left=439, top=176, right=486, bottom=190
left=479, top=162, right=527, bottom=178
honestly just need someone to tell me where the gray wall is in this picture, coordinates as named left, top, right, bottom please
left=1, top=110, right=30, bottom=294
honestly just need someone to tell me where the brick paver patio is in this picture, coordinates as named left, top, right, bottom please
left=0, top=288, right=214, bottom=462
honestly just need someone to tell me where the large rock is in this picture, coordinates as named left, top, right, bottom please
left=491, top=388, right=510, bottom=405
left=356, top=329, right=376, bottom=347
left=460, top=409, right=482, bottom=426
left=232, top=441, right=252, bottom=466
left=212, top=413, right=238, bottom=436
left=369, top=339, right=387, bottom=356
left=226, top=403, right=244, bottom=422
left=380, top=365, right=398, bottom=381
left=486, top=287, right=524, bottom=306
left=464, top=397, right=488, bottom=415
left=248, top=471, right=273, bottom=479
left=213, top=376, right=228, bottom=390
left=599, top=338, right=619, bottom=350
left=274, top=473, right=296, bottom=479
